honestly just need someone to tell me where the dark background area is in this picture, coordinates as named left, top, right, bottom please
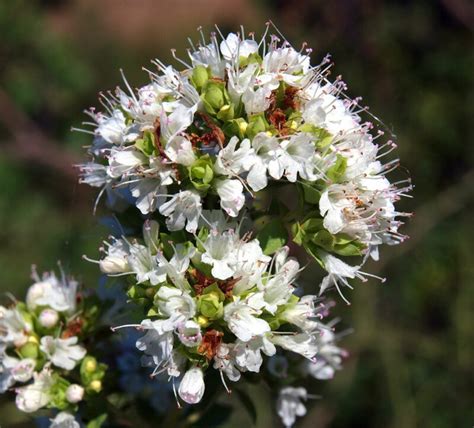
left=0, top=0, right=473, bottom=426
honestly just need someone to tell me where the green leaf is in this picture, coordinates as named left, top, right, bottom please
left=86, top=414, right=107, bottom=428
left=303, top=241, right=324, bottom=268
left=301, top=182, right=321, bottom=204
left=291, top=222, right=305, bottom=245
left=257, top=219, right=288, bottom=255
left=332, top=241, right=365, bottom=256
left=312, top=229, right=335, bottom=250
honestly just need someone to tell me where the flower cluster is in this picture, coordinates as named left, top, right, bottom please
left=0, top=268, right=106, bottom=423
left=73, top=24, right=410, bottom=427
left=94, top=218, right=344, bottom=406
left=78, top=28, right=411, bottom=303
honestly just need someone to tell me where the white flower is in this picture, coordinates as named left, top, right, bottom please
left=279, top=133, right=317, bottom=182
left=178, top=366, right=205, bottom=404
left=155, top=286, right=196, bottom=331
left=164, top=135, right=196, bottom=166
left=26, top=271, right=78, bottom=314
left=214, top=178, right=245, bottom=217
left=214, top=137, right=255, bottom=176
left=190, top=39, right=225, bottom=78
left=40, top=336, right=86, bottom=370
left=99, top=238, right=130, bottom=274
left=15, top=369, right=54, bottom=413
left=247, top=133, right=285, bottom=191
left=220, top=33, right=258, bottom=60
left=159, top=190, right=202, bottom=233
left=277, top=387, right=308, bottom=428
left=305, top=329, right=346, bottom=380
left=94, top=109, right=139, bottom=145
left=136, top=323, right=174, bottom=373
left=234, top=335, right=276, bottom=373
left=201, top=230, right=238, bottom=280
left=261, top=47, right=310, bottom=86
left=270, top=333, right=318, bottom=360
left=213, top=343, right=241, bottom=382
left=223, top=299, right=270, bottom=342
left=232, top=240, right=271, bottom=295
left=155, top=244, right=195, bottom=290
left=130, top=179, right=168, bottom=215
left=160, top=103, right=195, bottom=144
left=127, top=244, right=162, bottom=285
left=199, top=210, right=237, bottom=233
left=242, top=85, right=272, bottom=115
left=260, top=250, right=299, bottom=314
left=0, top=355, right=16, bottom=393
left=319, top=250, right=367, bottom=299
left=39, top=309, right=59, bottom=328
left=0, top=306, right=31, bottom=347
left=227, top=63, right=259, bottom=104
left=65, top=384, right=85, bottom=403
left=177, top=320, right=202, bottom=347
left=1, top=357, right=35, bottom=390
left=319, top=186, right=352, bottom=235
left=50, top=412, right=80, bottom=428
left=107, top=148, right=146, bottom=178
left=280, top=295, right=321, bottom=332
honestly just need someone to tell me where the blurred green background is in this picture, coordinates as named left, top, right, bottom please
left=0, top=0, right=473, bottom=427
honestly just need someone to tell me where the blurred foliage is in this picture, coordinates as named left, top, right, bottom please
left=0, top=0, right=472, bottom=427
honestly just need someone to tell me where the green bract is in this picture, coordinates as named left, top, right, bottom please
left=201, top=81, right=230, bottom=115
left=188, top=155, right=214, bottom=192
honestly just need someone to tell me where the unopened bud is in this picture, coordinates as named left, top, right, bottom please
left=84, top=357, right=97, bottom=373
left=89, top=380, right=102, bottom=393
left=66, top=384, right=85, bottom=403
left=19, top=342, right=39, bottom=359
left=99, top=256, right=128, bottom=274
left=39, top=309, right=59, bottom=328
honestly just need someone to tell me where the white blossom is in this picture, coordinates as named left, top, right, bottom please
left=178, top=366, right=205, bottom=404
left=40, top=336, right=86, bottom=370
left=15, top=369, right=54, bottom=413
left=159, top=190, right=202, bottom=233
left=49, top=412, right=80, bottom=428
left=277, top=387, right=308, bottom=428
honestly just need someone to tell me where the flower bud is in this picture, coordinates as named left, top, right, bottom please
left=83, top=356, right=97, bottom=373
left=19, top=342, right=39, bottom=359
left=188, top=155, right=214, bottom=192
left=66, top=384, right=85, bottom=403
left=89, top=380, right=102, bottom=393
left=201, top=81, right=229, bottom=115
left=216, top=104, right=234, bottom=121
left=39, top=309, right=59, bottom=328
left=178, top=367, right=205, bottom=404
left=191, top=65, right=210, bottom=91
left=99, top=256, right=128, bottom=274
left=197, top=291, right=223, bottom=320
